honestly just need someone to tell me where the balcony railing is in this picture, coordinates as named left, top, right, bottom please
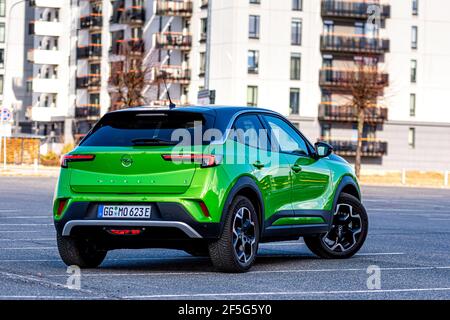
left=318, top=104, right=388, bottom=123
left=75, top=104, right=101, bottom=119
left=321, top=0, right=391, bottom=19
left=155, top=0, right=193, bottom=17
left=111, top=39, right=145, bottom=55
left=77, top=44, right=102, bottom=59
left=152, top=66, right=191, bottom=84
left=319, top=68, right=389, bottom=89
left=154, top=32, right=192, bottom=50
left=124, top=6, right=146, bottom=24
left=80, top=14, right=103, bottom=29
left=321, top=139, right=388, bottom=157
left=76, top=74, right=101, bottom=90
left=321, top=35, right=390, bottom=54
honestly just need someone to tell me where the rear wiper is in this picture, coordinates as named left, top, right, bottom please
left=131, top=138, right=178, bottom=146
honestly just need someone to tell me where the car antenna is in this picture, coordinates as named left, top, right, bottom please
left=162, top=72, right=176, bottom=109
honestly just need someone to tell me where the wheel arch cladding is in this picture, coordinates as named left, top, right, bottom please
left=333, top=175, right=361, bottom=210
left=220, top=176, right=265, bottom=236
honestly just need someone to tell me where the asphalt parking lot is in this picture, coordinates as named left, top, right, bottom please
left=0, top=176, right=449, bottom=300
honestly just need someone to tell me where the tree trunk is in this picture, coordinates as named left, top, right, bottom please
left=355, top=107, right=365, bottom=178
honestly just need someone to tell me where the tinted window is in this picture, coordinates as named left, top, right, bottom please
left=263, top=115, right=309, bottom=156
left=232, top=115, right=268, bottom=149
left=80, top=111, right=214, bottom=147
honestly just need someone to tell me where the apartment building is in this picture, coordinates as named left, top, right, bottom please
left=3, top=0, right=450, bottom=170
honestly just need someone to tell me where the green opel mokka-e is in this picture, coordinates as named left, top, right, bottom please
left=53, top=106, right=368, bottom=272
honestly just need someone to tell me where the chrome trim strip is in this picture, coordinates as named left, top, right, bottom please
left=62, top=220, right=203, bottom=238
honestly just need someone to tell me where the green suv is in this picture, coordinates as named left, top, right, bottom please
left=54, top=106, right=368, bottom=272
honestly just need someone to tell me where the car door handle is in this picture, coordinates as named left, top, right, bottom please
left=252, top=161, right=265, bottom=170
left=291, top=164, right=302, bottom=173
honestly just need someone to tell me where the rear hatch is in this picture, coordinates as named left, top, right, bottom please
left=68, top=109, right=215, bottom=194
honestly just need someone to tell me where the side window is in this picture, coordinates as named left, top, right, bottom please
left=264, top=115, right=309, bottom=156
left=232, top=115, right=267, bottom=150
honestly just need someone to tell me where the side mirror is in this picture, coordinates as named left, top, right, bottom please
left=315, top=142, right=333, bottom=158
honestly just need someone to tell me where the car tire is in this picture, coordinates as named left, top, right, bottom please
left=56, top=233, right=107, bottom=268
left=208, top=195, right=260, bottom=273
left=304, top=193, right=368, bottom=259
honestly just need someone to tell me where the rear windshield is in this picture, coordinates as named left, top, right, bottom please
left=80, top=111, right=215, bottom=147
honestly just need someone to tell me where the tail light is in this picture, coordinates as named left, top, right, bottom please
left=162, top=154, right=221, bottom=168
left=61, top=154, right=95, bottom=168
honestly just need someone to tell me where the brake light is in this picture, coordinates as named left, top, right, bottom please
left=61, top=154, right=95, bottom=168
left=56, top=199, right=68, bottom=217
left=162, top=154, right=221, bottom=168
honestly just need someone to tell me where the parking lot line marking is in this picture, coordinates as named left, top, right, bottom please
left=0, top=238, right=54, bottom=241
left=0, top=216, right=50, bottom=219
left=0, top=271, right=94, bottom=294
left=0, top=223, right=53, bottom=226
left=123, top=287, right=450, bottom=299
left=0, top=247, right=56, bottom=250
left=0, top=209, right=21, bottom=213
left=44, top=265, right=450, bottom=278
left=0, top=231, right=53, bottom=233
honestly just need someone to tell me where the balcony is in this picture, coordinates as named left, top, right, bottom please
left=321, top=139, right=388, bottom=157
left=321, top=0, right=390, bottom=20
left=318, top=104, right=388, bottom=124
left=30, top=0, right=64, bottom=8
left=155, top=0, right=193, bottom=17
left=32, top=78, right=60, bottom=94
left=111, top=39, right=145, bottom=55
left=321, top=35, right=390, bottom=54
left=319, top=68, right=389, bottom=90
left=76, top=74, right=101, bottom=90
left=27, top=49, right=62, bottom=65
left=29, top=20, right=63, bottom=37
left=77, top=44, right=102, bottom=59
left=154, top=32, right=192, bottom=50
left=124, top=7, right=146, bottom=24
left=152, top=66, right=191, bottom=84
left=80, top=14, right=103, bottom=30
left=75, top=105, right=101, bottom=119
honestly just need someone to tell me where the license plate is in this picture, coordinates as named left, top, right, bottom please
left=97, top=205, right=151, bottom=219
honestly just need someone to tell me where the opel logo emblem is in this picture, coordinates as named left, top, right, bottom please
left=121, top=155, right=133, bottom=168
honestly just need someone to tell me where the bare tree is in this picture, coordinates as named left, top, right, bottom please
left=108, top=41, right=155, bottom=111
left=345, top=57, right=388, bottom=178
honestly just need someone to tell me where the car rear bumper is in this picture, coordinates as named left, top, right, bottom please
left=54, top=201, right=221, bottom=241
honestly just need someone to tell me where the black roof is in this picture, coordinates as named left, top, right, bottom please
left=111, top=106, right=281, bottom=132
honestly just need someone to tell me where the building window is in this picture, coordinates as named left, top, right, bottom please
left=247, top=86, right=258, bottom=106
left=290, top=53, right=301, bottom=80
left=199, top=52, right=206, bottom=76
left=410, top=93, right=416, bottom=116
left=200, top=18, right=207, bottom=42
left=0, top=23, right=4, bottom=43
left=412, top=0, right=418, bottom=15
left=248, top=50, right=259, bottom=74
left=411, top=59, right=417, bottom=83
left=321, top=124, right=331, bottom=139
left=291, top=19, right=302, bottom=46
left=289, top=88, right=300, bottom=115
left=408, top=128, right=416, bottom=149
left=0, top=48, right=3, bottom=68
left=411, top=26, right=418, bottom=49
left=0, top=75, right=3, bottom=95
left=0, top=0, right=5, bottom=17
left=249, top=0, right=261, bottom=4
left=249, top=15, right=260, bottom=39
left=292, top=0, right=302, bottom=11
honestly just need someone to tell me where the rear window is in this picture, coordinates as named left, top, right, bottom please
left=80, top=111, right=215, bottom=147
